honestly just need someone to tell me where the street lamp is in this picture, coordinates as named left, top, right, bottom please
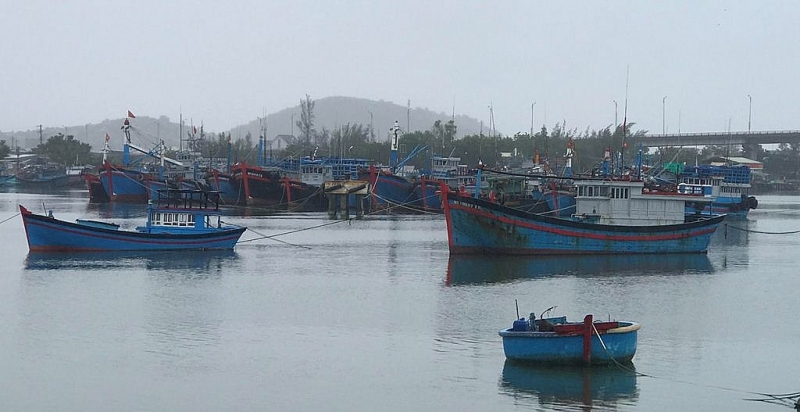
left=368, top=111, right=374, bottom=142
left=530, top=101, right=536, bottom=137
left=291, top=113, right=295, bottom=137
left=662, top=96, right=667, bottom=135
left=613, top=100, right=618, bottom=128
left=748, top=94, right=752, bottom=133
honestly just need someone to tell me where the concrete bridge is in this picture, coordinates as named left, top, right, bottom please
left=642, top=130, right=800, bottom=147
left=640, top=130, right=800, bottom=159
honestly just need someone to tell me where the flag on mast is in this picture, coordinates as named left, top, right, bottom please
left=127, top=110, right=136, bottom=118
left=105, top=132, right=111, bottom=142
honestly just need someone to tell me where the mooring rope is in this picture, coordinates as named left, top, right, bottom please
left=725, top=223, right=800, bottom=235
left=591, top=323, right=799, bottom=407
left=0, top=212, right=20, bottom=226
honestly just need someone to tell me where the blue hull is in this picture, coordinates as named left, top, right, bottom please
left=686, top=198, right=754, bottom=218
left=413, top=182, right=443, bottom=211
left=443, top=190, right=724, bottom=255
left=543, top=191, right=576, bottom=217
left=20, top=207, right=245, bottom=252
left=370, top=174, right=418, bottom=210
left=100, top=169, right=149, bottom=202
left=205, top=173, right=240, bottom=204
left=500, top=322, right=639, bottom=364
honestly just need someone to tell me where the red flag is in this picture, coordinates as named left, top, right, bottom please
left=127, top=110, right=136, bottom=118
left=192, top=126, right=197, bottom=134
left=105, top=132, right=110, bottom=142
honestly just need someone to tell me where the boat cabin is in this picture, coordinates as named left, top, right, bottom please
left=138, top=189, right=226, bottom=233
left=573, top=179, right=708, bottom=225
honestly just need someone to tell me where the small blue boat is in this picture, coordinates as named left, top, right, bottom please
left=500, top=311, right=640, bottom=365
left=20, top=189, right=246, bottom=252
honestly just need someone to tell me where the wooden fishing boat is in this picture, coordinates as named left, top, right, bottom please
left=500, top=310, right=640, bottom=365
left=441, top=176, right=725, bottom=255
left=20, top=189, right=246, bottom=252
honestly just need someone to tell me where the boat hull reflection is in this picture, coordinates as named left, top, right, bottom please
left=446, top=253, right=713, bottom=285
left=500, top=361, right=638, bottom=408
left=24, top=250, right=238, bottom=271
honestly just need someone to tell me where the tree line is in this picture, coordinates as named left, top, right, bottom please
left=5, top=95, right=799, bottom=183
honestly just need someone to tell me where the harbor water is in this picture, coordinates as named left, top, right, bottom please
left=1, top=190, right=799, bottom=411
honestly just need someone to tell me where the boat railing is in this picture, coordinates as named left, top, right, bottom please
left=154, top=189, right=221, bottom=211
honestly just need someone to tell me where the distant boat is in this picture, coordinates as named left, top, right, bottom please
left=678, top=164, right=758, bottom=217
left=228, top=161, right=323, bottom=210
left=441, top=176, right=725, bottom=255
left=500, top=310, right=640, bottom=365
left=14, top=162, right=71, bottom=189
left=20, top=189, right=246, bottom=252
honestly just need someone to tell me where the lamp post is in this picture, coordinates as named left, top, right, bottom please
left=748, top=94, right=752, bottom=133
left=530, top=101, right=536, bottom=137
left=613, top=100, right=618, bottom=128
left=368, top=111, right=374, bottom=142
left=291, top=113, right=295, bottom=137
left=662, top=96, right=667, bottom=135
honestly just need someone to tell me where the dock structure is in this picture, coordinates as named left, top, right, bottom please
left=323, top=180, right=370, bottom=219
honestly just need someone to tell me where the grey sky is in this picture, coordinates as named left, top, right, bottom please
left=1, top=1, right=797, bottom=136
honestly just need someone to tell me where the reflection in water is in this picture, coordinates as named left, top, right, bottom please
left=446, top=254, right=714, bottom=285
left=24, top=250, right=238, bottom=272
left=500, top=361, right=639, bottom=409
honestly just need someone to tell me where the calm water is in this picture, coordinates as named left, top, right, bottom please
left=1, top=190, right=799, bottom=411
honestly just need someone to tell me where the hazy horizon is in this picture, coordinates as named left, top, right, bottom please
left=2, top=1, right=798, bottom=136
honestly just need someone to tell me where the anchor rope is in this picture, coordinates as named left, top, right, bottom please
left=724, top=223, right=800, bottom=235
left=0, top=212, right=20, bottom=225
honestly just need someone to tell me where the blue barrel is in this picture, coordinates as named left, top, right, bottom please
left=512, top=318, right=530, bottom=331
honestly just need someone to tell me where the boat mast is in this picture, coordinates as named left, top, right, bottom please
left=122, top=115, right=132, bottom=166
left=390, top=120, right=400, bottom=172
left=620, top=66, right=629, bottom=177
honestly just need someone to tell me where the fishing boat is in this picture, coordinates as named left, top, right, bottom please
left=441, top=174, right=725, bottom=255
left=678, top=164, right=758, bottom=217
left=14, top=161, right=71, bottom=189
left=499, top=308, right=640, bottom=365
left=361, top=121, right=429, bottom=213
left=19, top=189, right=246, bottom=252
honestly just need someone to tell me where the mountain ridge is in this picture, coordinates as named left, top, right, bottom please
left=1, top=96, right=490, bottom=152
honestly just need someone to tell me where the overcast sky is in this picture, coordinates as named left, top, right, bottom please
left=2, top=1, right=797, bottom=136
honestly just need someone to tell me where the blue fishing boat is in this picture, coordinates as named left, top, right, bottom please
left=20, top=189, right=246, bottom=252
left=500, top=310, right=640, bottom=365
left=678, top=164, right=758, bottom=217
left=441, top=176, right=724, bottom=255
left=362, top=121, right=430, bottom=213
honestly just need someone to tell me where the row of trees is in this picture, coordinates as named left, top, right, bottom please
left=6, top=94, right=800, bottom=182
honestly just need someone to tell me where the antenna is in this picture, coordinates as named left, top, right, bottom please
left=621, top=66, right=630, bottom=176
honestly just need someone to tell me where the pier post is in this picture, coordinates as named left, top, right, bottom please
left=327, top=194, right=337, bottom=219
left=340, top=194, right=349, bottom=220
left=582, top=314, right=593, bottom=364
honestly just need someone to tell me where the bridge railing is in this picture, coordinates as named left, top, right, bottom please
left=648, top=130, right=800, bottom=138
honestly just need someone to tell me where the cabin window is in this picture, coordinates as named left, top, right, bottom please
left=588, top=186, right=594, bottom=196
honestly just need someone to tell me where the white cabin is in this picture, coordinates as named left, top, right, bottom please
left=574, top=180, right=706, bottom=226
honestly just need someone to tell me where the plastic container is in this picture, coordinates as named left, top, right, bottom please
left=512, top=318, right=530, bottom=331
